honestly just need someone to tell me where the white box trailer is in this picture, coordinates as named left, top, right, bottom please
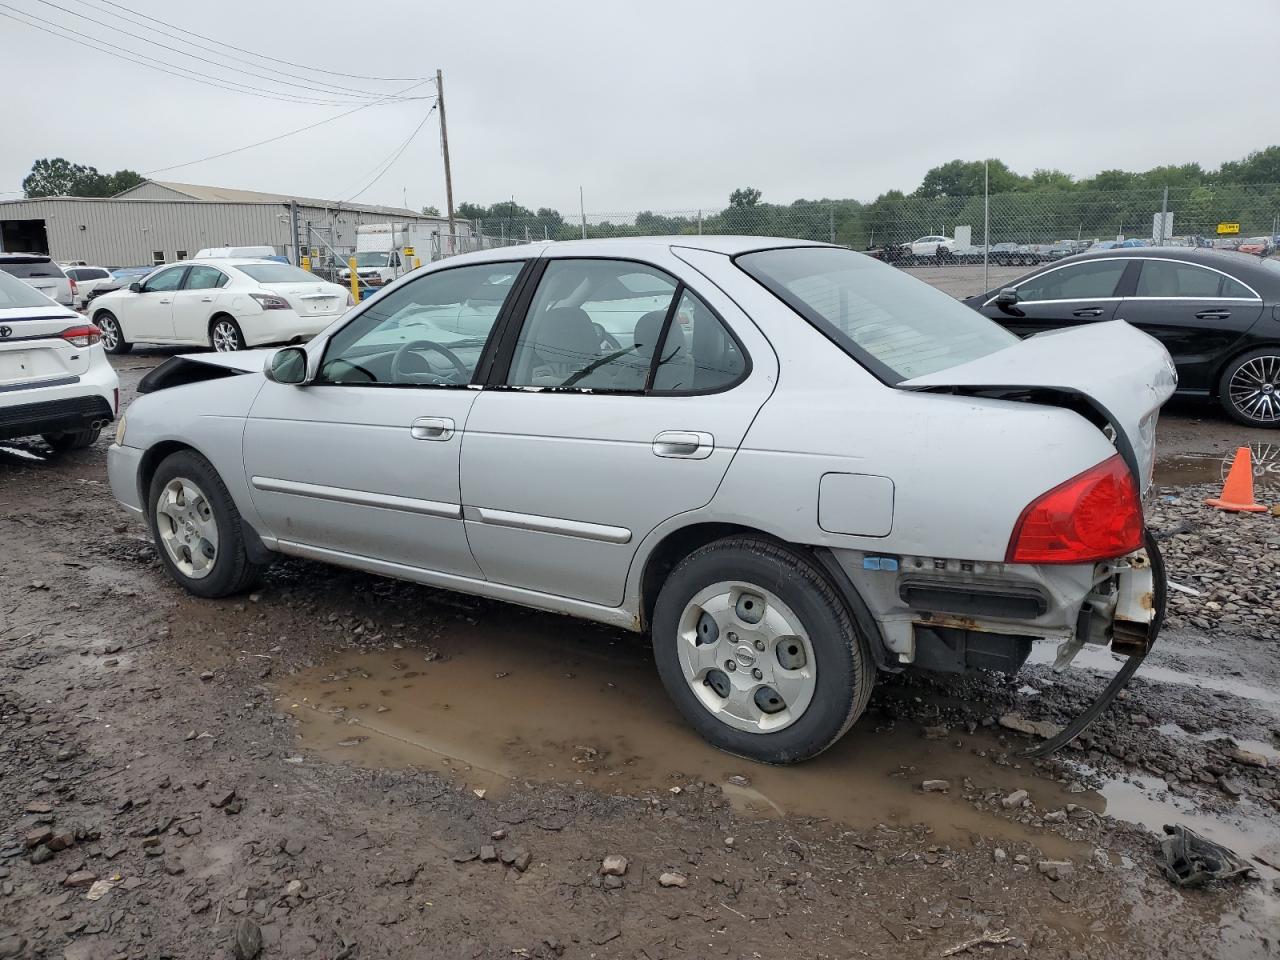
left=341, top=220, right=469, bottom=286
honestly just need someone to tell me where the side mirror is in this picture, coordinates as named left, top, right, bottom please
left=129, top=281, right=143, bottom=293
left=264, top=346, right=310, bottom=385
left=994, top=287, right=1020, bottom=306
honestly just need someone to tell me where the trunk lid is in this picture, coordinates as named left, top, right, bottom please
left=900, top=320, right=1177, bottom=491
left=262, top=282, right=347, bottom=316
left=0, top=306, right=92, bottom=386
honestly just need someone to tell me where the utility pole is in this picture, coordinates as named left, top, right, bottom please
left=982, top=160, right=990, bottom=295
left=436, top=69, right=456, bottom=252
left=1159, top=186, right=1169, bottom=247
left=579, top=186, right=586, bottom=239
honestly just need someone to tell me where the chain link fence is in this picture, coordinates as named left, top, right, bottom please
left=463, top=183, right=1280, bottom=296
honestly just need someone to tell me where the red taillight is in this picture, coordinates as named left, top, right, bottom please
left=61, top=324, right=102, bottom=347
left=1006, top=454, right=1144, bottom=564
left=69, top=277, right=79, bottom=298
left=249, top=292, right=290, bottom=310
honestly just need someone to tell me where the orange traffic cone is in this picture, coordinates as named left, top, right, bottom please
left=1205, top=446, right=1267, bottom=513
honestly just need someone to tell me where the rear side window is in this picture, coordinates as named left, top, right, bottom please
left=1135, top=260, right=1256, bottom=299
left=185, top=265, right=227, bottom=290
left=1013, top=260, right=1126, bottom=301
left=236, top=263, right=317, bottom=283
left=738, top=246, right=1015, bottom=382
left=0, top=259, right=65, bottom=279
left=0, top=268, right=60, bottom=308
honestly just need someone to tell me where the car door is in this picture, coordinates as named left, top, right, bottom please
left=171, top=264, right=228, bottom=344
left=983, top=257, right=1131, bottom=337
left=242, top=259, right=528, bottom=577
left=125, top=265, right=187, bottom=341
left=459, top=254, right=775, bottom=606
left=1118, top=257, right=1265, bottom=393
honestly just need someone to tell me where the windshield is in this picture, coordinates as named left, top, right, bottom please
left=0, top=259, right=65, bottom=280
left=236, top=263, right=320, bottom=283
left=0, top=267, right=61, bottom=308
left=737, top=246, right=1017, bottom=382
left=353, top=252, right=388, bottom=267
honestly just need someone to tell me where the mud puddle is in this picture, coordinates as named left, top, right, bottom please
left=281, top=616, right=1088, bottom=856
left=1154, top=442, right=1280, bottom=499
left=1029, top=642, right=1280, bottom=713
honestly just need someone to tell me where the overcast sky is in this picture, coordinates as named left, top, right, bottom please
left=2, top=0, right=1277, bottom=215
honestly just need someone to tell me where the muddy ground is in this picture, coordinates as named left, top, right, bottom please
left=2, top=349, right=1280, bottom=960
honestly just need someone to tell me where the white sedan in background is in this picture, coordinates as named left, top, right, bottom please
left=904, top=235, right=956, bottom=258
left=90, top=259, right=352, bottom=354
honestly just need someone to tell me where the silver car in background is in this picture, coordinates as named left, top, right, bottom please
left=107, top=237, right=1175, bottom=763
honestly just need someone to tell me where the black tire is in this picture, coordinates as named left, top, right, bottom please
left=42, top=427, right=101, bottom=452
left=147, top=450, right=267, bottom=598
left=651, top=537, right=875, bottom=764
left=95, top=311, right=131, bottom=355
left=209, top=316, right=245, bottom=352
left=1217, top=348, right=1280, bottom=428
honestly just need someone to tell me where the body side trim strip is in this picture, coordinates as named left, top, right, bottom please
left=466, top=505, right=632, bottom=544
left=250, top=475, right=461, bottom=519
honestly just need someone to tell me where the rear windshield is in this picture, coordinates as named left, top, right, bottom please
left=0, top=259, right=65, bottom=280
left=0, top=267, right=62, bottom=308
left=737, top=246, right=1017, bottom=382
left=235, top=263, right=316, bottom=283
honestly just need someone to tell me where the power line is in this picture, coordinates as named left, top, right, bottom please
left=42, top=0, right=401, bottom=100
left=146, top=87, right=436, bottom=176
left=344, top=103, right=438, bottom=203
left=0, top=7, right=401, bottom=106
left=90, top=0, right=432, bottom=83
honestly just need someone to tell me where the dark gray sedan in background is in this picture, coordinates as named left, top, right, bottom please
left=965, top=247, right=1280, bottom=426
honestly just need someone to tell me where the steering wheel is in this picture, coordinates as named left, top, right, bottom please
left=391, top=339, right=470, bottom=384
left=592, top=322, right=622, bottom=352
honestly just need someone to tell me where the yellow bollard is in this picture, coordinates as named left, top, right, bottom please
left=413, top=257, right=422, bottom=269
left=300, top=255, right=311, bottom=272
left=348, top=257, right=360, bottom=304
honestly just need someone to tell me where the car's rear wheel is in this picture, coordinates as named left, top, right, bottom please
left=1219, top=348, right=1280, bottom=427
left=652, top=537, right=874, bottom=764
left=42, top=427, right=100, bottom=452
left=210, top=317, right=245, bottom=352
left=148, top=450, right=266, bottom=598
left=95, top=312, right=131, bottom=355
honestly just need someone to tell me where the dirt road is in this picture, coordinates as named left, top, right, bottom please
left=2, top=349, right=1279, bottom=959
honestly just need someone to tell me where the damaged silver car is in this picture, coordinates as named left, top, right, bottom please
left=107, top=238, right=1176, bottom=763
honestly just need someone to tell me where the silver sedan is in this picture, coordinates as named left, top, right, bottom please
left=108, top=237, right=1175, bottom=763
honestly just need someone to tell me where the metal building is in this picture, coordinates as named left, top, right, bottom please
left=0, top=179, right=467, bottom=268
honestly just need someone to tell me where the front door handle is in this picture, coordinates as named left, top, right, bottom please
left=200, top=296, right=214, bottom=302
left=159, top=298, right=172, bottom=304
left=653, top=430, right=713, bottom=460
left=410, top=416, right=455, bottom=441
left=1072, top=308, right=1104, bottom=318
left=1195, top=309, right=1230, bottom=320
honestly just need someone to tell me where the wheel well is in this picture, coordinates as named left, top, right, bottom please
left=208, top=312, right=238, bottom=334
left=639, top=522, right=783, bottom=631
left=1210, top=342, right=1280, bottom=399
left=137, top=440, right=197, bottom=507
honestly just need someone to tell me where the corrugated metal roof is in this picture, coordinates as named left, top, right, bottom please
left=111, top=179, right=437, bottom=219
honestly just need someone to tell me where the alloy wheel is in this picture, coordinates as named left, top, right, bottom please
left=99, top=317, right=119, bottom=351
left=154, top=477, right=219, bottom=579
left=212, top=320, right=241, bottom=352
left=1229, top=354, right=1280, bottom=424
left=675, top=582, right=817, bottom=734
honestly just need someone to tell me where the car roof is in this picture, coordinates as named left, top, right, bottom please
left=434, top=235, right=833, bottom=269
left=1059, top=245, right=1265, bottom=270
left=0, top=253, right=54, bottom=261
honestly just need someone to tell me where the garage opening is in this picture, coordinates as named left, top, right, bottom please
left=1, top=219, right=50, bottom=255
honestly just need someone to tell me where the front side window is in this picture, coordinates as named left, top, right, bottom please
left=319, top=261, right=523, bottom=386
left=738, top=246, right=1016, bottom=382
left=143, top=266, right=186, bottom=292
left=1013, top=260, right=1126, bottom=302
left=506, top=259, right=678, bottom=390
left=185, top=265, right=227, bottom=290
left=1135, top=260, right=1256, bottom=299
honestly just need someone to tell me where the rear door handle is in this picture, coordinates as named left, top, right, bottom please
left=1195, top=309, right=1230, bottom=320
left=1072, top=308, right=1104, bottom=318
left=410, top=416, right=455, bottom=441
left=653, top=430, right=713, bottom=459
left=159, top=298, right=172, bottom=304
left=200, top=296, right=214, bottom=302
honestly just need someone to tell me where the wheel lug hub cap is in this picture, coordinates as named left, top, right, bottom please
left=734, top=646, right=757, bottom=669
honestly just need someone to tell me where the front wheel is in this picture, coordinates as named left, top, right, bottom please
left=148, top=450, right=267, bottom=598
left=652, top=537, right=875, bottom=764
left=1219, top=349, right=1280, bottom=427
left=210, top=317, right=245, bottom=352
